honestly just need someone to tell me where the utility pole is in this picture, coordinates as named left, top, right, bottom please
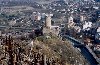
left=44, top=55, right=47, bottom=65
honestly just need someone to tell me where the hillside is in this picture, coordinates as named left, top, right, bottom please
left=31, top=34, right=90, bottom=65
left=0, top=34, right=90, bottom=65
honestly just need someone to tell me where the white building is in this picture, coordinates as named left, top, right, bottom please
left=83, top=21, right=92, bottom=30
left=9, top=20, right=16, bottom=26
left=34, top=15, right=41, bottom=21
left=80, top=15, right=86, bottom=22
left=97, top=27, right=100, bottom=33
left=68, top=16, right=75, bottom=28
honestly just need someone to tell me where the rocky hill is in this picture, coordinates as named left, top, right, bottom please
left=31, top=34, right=90, bottom=65
left=0, top=34, right=90, bottom=65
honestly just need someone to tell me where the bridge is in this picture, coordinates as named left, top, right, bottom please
left=62, top=35, right=99, bottom=65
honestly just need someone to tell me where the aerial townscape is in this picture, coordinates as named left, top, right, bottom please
left=0, top=0, right=100, bottom=65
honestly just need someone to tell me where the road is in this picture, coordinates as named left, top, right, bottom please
left=63, top=35, right=99, bottom=65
